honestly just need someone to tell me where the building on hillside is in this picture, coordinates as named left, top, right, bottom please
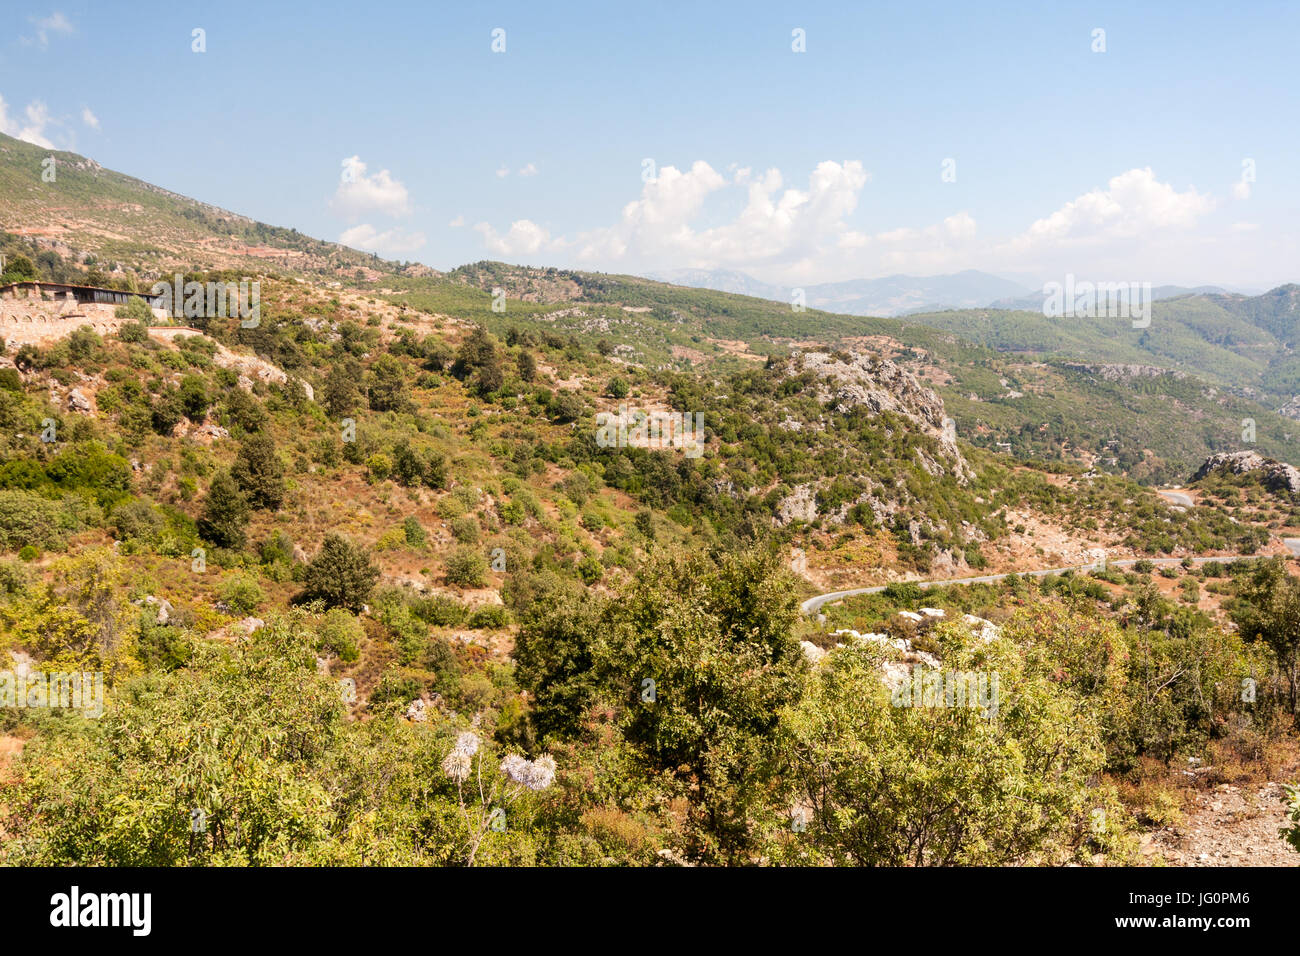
left=0, top=281, right=165, bottom=308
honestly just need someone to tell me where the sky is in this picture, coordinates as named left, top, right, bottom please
left=1, top=0, right=1297, bottom=290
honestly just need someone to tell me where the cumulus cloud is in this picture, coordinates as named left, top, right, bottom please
left=1010, top=167, right=1215, bottom=250
left=518, top=163, right=537, bottom=177
left=495, top=165, right=510, bottom=179
left=474, top=219, right=562, bottom=257
left=0, top=95, right=55, bottom=148
left=339, top=223, right=426, bottom=256
left=23, top=12, right=73, bottom=49
left=448, top=214, right=465, bottom=227
left=470, top=161, right=1248, bottom=285
left=331, top=156, right=411, bottom=218
left=80, top=107, right=99, bottom=130
left=473, top=159, right=981, bottom=282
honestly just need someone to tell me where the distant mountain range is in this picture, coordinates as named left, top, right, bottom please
left=645, top=268, right=1034, bottom=317
left=646, top=267, right=1255, bottom=317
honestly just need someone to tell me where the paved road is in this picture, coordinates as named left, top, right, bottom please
left=800, top=555, right=1232, bottom=616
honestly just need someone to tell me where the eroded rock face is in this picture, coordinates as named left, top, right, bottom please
left=781, top=350, right=970, bottom=483
left=1192, top=451, right=1300, bottom=495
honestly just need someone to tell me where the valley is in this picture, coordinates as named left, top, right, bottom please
left=0, top=130, right=1297, bottom=870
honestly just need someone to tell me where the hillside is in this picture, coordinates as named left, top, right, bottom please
left=0, top=141, right=1296, bottom=871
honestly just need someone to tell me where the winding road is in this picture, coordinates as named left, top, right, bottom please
left=800, top=555, right=1234, bottom=616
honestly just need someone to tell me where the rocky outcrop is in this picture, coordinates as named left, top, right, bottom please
left=782, top=350, right=970, bottom=483
left=1062, top=362, right=1187, bottom=383
left=1278, top=396, right=1300, bottom=422
left=1192, top=451, right=1300, bottom=495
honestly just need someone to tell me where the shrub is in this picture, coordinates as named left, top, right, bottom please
left=467, top=605, right=510, bottom=630
left=445, top=546, right=488, bottom=588
left=114, top=296, right=154, bottom=324
left=112, top=499, right=164, bottom=544
left=316, top=608, right=363, bottom=662
left=0, top=489, right=64, bottom=552
left=450, top=514, right=480, bottom=544
left=402, top=516, right=425, bottom=548
left=220, top=574, right=265, bottom=615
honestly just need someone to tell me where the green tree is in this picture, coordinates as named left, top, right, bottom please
left=322, top=356, right=363, bottom=418
left=777, top=629, right=1105, bottom=866
left=231, top=433, right=286, bottom=511
left=1, top=254, right=38, bottom=282
left=367, top=354, right=410, bottom=413
left=516, top=350, right=537, bottom=382
left=198, top=470, right=250, bottom=549
left=179, top=375, right=210, bottom=421
left=301, top=533, right=379, bottom=612
left=1231, top=558, right=1300, bottom=712
left=5, top=616, right=342, bottom=865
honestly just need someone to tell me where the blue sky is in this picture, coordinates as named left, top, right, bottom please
left=2, top=0, right=1297, bottom=288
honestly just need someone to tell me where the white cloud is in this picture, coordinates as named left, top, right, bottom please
left=518, top=163, right=537, bottom=177
left=448, top=214, right=465, bottom=227
left=495, top=165, right=510, bottom=179
left=474, top=219, right=562, bottom=257
left=330, top=156, right=411, bottom=218
left=22, top=12, right=73, bottom=49
left=470, top=161, right=1259, bottom=286
left=1010, top=167, right=1215, bottom=249
left=473, top=159, right=980, bottom=282
left=0, top=95, right=55, bottom=148
left=80, top=107, right=99, bottom=130
left=339, top=223, right=427, bottom=256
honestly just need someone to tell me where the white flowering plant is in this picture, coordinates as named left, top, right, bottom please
left=441, top=730, right=556, bottom=865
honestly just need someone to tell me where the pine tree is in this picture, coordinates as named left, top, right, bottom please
left=231, top=434, right=286, bottom=511
left=198, top=471, right=250, bottom=549
left=302, top=533, right=379, bottom=612
left=323, top=357, right=362, bottom=418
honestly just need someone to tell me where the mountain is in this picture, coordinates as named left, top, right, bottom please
left=646, top=268, right=1034, bottom=316
left=1, top=130, right=1297, bottom=874
left=988, top=284, right=1238, bottom=312
left=900, top=285, right=1300, bottom=409
left=0, top=131, right=425, bottom=279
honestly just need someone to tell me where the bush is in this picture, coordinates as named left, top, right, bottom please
left=316, top=608, right=363, bottom=662
left=467, top=605, right=510, bottom=630
left=411, top=594, right=468, bottom=627
left=445, top=546, right=488, bottom=588
left=112, top=499, right=164, bottom=544
left=114, top=296, right=154, bottom=324
left=0, top=489, right=64, bottom=552
left=402, top=516, right=425, bottom=548
left=450, top=514, right=480, bottom=544
left=219, top=574, right=265, bottom=615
